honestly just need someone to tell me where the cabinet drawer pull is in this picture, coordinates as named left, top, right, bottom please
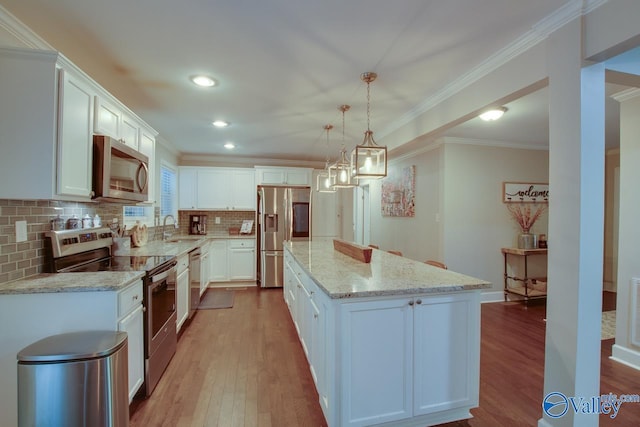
left=408, top=300, right=414, bottom=306
left=314, top=314, right=319, bottom=319
left=416, top=299, right=422, bottom=305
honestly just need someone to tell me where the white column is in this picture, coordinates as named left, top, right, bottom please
left=540, top=18, right=606, bottom=427
left=611, top=89, right=640, bottom=369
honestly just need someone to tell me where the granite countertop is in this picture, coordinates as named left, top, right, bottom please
left=285, top=241, right=491, bottom=299
left=123, top=233, right=256, bottom=257
left=0, top=271, right=145, bottom=295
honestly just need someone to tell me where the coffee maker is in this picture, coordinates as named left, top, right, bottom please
left=189, top=215, right=207, bottom=235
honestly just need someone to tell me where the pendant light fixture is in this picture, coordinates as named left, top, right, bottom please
left=329, top=105, right=357, bottom=189
left=316, top=124, right=336, bottom=193
left=351, top=72, right=387, bottom=179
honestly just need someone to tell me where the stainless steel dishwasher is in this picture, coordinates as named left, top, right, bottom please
left=189, top=248, right=201, bottom=318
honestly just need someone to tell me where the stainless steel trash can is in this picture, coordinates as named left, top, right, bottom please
left=17, top=330, right=129, bottom=427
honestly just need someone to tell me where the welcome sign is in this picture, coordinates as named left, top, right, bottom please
left=503, top=182, right=549, bottom=203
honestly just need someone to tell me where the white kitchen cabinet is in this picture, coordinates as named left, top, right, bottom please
left=56, top=67, right=95, bottom=199
left=118, top=303, right=144, bottom=402
left=228, top=239, right=255, bottom=280
left=115, top=280, right=145, bottom=403
left=0, top=278, right=147, bottom=426
left=0, top=48, right=96, bottom=201
left=197, top=169, right=230, bottom=209
left=283, top=249, right=481, bottom=427
left=231, top=169, right=257, bottom=210
left=255, top=166, right=312, bottom=186
left=209, top=239, right=229, bottom=282
left=138, top=128, right=157, bottom=204
left=121, top=113, right=140, bottom=149
left=179, top=167, right=198, bottom=209
left=94, top=96, right=146, bottom=151
left=94, top=96, right=122, bottom=139
left=175, top=253, right=190, bottom=332
left=179, top=167, right=255, bottom=210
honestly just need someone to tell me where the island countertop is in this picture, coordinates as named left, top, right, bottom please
left=285, top=240, right=491, bottom=299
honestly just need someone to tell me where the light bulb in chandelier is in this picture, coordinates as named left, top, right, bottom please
left=364, top=153, right=373, bottom=171
left=329, top=104, right=357, bottom=188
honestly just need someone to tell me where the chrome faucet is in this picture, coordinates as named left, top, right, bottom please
left=162, top=215, right=177, bottom=240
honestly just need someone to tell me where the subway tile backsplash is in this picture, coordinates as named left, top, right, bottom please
left=0, top=199, right=146, bottom=284
left=0, top=199, right=256, bottom=285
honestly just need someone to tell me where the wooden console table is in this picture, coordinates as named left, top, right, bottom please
left=501, top=247, right=548, bottom=302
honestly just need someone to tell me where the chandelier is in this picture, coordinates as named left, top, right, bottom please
left=351, top=72, right=387, bottom=179
left=316, top=124, right=336, bottom=193
left=329, top=105, right=357, bottom=188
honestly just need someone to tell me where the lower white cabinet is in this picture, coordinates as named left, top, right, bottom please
left=228, top=239, right=255, bottom=280
left=210, top=238, right=256, bottom=282
left=209, top=240, right=228, bottom=281
left=118, top=303, right=144, bottom=402
left=175, top=253, right=189, bottom=332
left=115, top=280, right=145, bottom=403
left=283, top=250, right=481, bottom=427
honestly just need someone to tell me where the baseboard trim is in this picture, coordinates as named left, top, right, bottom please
left=481, top=291, right=504, bottom=303
left=610, top=344, right=640, bottom=371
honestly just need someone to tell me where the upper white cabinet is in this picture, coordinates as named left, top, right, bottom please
left=138, top=127, right=157, bottom=204
left=0, top=48, right=96, bottom=201
left=178, top=167, right=198, bottom=209
left=0, top=47, right=157, bottom=202
left=179, top=167, right=256, bottom=210
left=56, top=67, right=95, bottom=199
left=255, top=166, right=312, bottom=186
left=94, top=98, right=144, bottom=151
left=94, top=96, right=121, bottom=140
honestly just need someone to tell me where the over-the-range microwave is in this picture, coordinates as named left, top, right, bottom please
left=92, top=135, right=149, bottom=203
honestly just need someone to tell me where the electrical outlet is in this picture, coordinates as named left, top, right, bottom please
left=15, top=220, right=27, bottom=242
left=215, top=217, right=221, bottom=224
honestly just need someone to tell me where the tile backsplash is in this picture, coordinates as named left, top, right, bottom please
left=177, top=210, right=256, bottom=236
left=0, top=199, right=256, bottom=285
left=0, top=199, right=148, bottom=284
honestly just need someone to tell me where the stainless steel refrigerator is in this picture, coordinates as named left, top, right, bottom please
left=257, top=185, right=311, bottom=287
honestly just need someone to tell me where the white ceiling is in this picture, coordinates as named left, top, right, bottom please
left=0, top=0, right=620, bottom=162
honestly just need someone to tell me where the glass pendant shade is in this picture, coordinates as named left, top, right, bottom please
left=316, top=164, right=336, bottom=193
left=329, top=148, right=357, bottom=188
left=352, top=130, right=387, bottom=179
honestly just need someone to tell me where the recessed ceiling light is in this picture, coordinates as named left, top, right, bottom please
left=190, top=75, right=216, bottom=87
left=224, top=142, right=235, bottom=150
left=479, top=106, right=508, bottom=121
left=213, top=120, right=229, bottom=128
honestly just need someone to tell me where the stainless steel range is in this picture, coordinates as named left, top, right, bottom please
left=45, top=227, right=177, bottom=397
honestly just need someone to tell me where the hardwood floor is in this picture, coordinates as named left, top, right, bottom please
left=130, top=289, right=640, bottom=427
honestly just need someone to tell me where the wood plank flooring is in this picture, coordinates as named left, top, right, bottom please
left=130, top=289, right=640, bottom=427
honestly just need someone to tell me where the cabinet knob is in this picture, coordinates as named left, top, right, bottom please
left=416, top=299, right=422, bottom=305
left=314, top=314, right=319, bottom=319
left=408, top=300, right=414, bottom=306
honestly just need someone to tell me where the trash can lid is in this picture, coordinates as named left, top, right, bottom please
left=17, top=331, right=127, bottom=363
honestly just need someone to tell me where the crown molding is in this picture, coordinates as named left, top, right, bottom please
left=380, top=0, right=604, bottom=140
left=179, top=153, right=324, bottom=169
left=389, top=140, right=442, bottom=164
left=442, top=136, right=549, bottom=151
left=0, top=6, right=52, bottom=49
left=611, top=88, right=640, bottom=102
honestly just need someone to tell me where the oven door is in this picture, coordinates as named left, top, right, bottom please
left=146, top=265, right=177, bottom=358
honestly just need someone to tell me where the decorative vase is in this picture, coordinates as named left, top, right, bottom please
left=517, top=229, right=537, bottom=249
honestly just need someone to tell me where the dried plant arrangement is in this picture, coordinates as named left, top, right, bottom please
left=506, top=203, right=547, bottom=233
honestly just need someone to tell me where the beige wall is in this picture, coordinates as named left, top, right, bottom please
left=366, top=140, right=549, bottom=296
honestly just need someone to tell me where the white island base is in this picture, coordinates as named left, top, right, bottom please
left=283, top=242, right=488, bottom=427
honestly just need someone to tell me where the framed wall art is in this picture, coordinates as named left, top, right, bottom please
left=382, top=165, right=415, bottom=217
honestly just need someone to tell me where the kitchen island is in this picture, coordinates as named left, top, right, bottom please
left=283, top=241, right=491, bottom=427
